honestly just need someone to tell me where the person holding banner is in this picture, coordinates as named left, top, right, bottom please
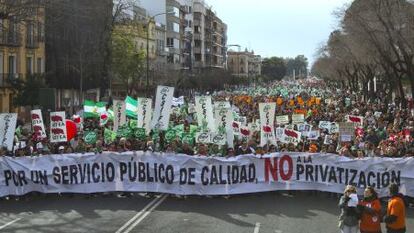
left=358, top=187, right=382, bottom=233
left=338, top=185, right=360, bottom=233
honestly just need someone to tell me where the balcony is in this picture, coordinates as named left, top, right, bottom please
left=0, top=32, right=22, bottom=47
left=0, top=73, right=22, bottom=87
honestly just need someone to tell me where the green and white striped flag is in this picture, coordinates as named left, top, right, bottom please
left=125, top=96, right=138, bottom=119
left=83, top=100, right=106, bottom=118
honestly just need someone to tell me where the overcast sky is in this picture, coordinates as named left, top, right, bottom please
left=207, top=0, right=353, bottom=65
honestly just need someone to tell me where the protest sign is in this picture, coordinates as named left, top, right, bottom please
left=276, top=115, right=289, bottom=125
left=259, top=103, right=276, bottom=146
left=195, top=132, right=211, bottom=144
left=113, top=100, right=126, bottom=132
left=292, top=114, right=304, bottom=124
left=339, top=122, right=355, bottom=142
left=31, top=109, right=47, bottom=139
left=172, top=96, right=185, bottom=107
left=346, top=115, right=364, bottom=127
left=137, top=98, right=152, bottom=135
left=50, top=112, right=67, bottom=143
left=152, top=86, right=174, bottom=130
left=1, top=153, right=410, bottom=198
left=307, top=131, right=320, bottom=140
left=0, top=114, right=17, bottom=151
left=280, top=129, right=301, bottom=145
left=195, top=96, right=215, bottom=132
left=318, top=121, right=331, bottom=130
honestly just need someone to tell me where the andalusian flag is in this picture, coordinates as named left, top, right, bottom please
left=83, top=100, right=106, bottom=118
left=125, top=96, right=138, bottom=119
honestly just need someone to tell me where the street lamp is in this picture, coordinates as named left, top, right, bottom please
left=146, top=12, right=174, bottom=97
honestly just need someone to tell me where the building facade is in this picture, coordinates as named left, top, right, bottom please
left=228, top=50, right=262, bottom=78
left=193, top=0, right=227, bottom=70
left=138, top=0, right=227, bottom=71
left=0, top=7, right=46, bottom=113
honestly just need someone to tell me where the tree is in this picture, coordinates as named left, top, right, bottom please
left=314, top=0, right=414, bottom=104
left=261, top=57, right=287, bottom=81
left=12, top=74, right=46, bottom=108
left=112, top=27, right=145, bottom=95
left=45, top=0, right=112, bottom=91
left=286, top=55, right=308, bottom=78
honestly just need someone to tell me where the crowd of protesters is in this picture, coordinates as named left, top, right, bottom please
left=2, top=79, right=413, bottom=159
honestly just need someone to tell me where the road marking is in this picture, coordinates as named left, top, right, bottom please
left=123, top=194, right=167, bottom=233
left=0, top=218, right=22, bottom=230
left=253, top=222, right=261, bottom=233
left=274, top=230, right=282, bottom=233
left=115, top=194, right=166, bottom=233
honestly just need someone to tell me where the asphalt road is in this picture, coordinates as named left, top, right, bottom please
left=0, top=192, right=413, bottom=233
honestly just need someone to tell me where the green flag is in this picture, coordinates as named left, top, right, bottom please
left=84, top=100, right=106, bottom=118
left=125, top=96, right=138, bottom=119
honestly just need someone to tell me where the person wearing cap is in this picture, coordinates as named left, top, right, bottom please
left=338, top=185, right=360, bottom=233
left=384, top=183, right=406, bottom=233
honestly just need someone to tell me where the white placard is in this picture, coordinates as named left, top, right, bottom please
left=31, top=109, right=46, bottom=139
left=137, top=98, right=153, bottom=135
left=50, top=112, right=67, bottom=143
left=0, top=113, right=17, bottom=151
left=152, top=86, right=174, bottom=130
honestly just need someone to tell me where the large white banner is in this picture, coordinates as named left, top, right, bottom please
left=50, top=112, right=67, bottom=143
left=152, top=86, right=174, bottom=131
left=195, top=96, right=215, bottom=132
left=259, top=103, right=276, bottom=146
left=137, top=98, right=152, bottom=135
left=31, top=109, right=46, bottom=139
left=0, top=114, right=17, bottom=151
left=0, top=153, right=412, bottom=197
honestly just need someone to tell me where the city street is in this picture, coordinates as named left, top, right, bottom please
left=1, top=192, right=413, bottom=233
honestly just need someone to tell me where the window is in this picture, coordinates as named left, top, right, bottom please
left=194, top=26, right=200, bottom=33
left=37, top=57, right=42, bottom=73
left=168, top=22, right=180, bottom=33
left=167, top=38, right=173, bottom=47
left=194, top=40, right=201, bottom=48
left=167, top=6, right=180, bottom=18
left=0, top=53, right=3, bottom=74
left=8, top=55, right=16, bottom=75
left=188, top=6, right=192, bottom=13
left=38, top=22, right=44, bottom=42
left=173, top=38, right=179, bottom=49
left=27, top=23, right=34, bottom=47
left=26, top=56, right=33, bottom=74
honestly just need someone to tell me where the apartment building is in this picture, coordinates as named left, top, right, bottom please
left=139, top=0, right=227, bottom=71
left=0, top=6, right=46, bottom=113
left=228, top=50, right=262, bottom=78
left=193, top=0, right=227, bottom=70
